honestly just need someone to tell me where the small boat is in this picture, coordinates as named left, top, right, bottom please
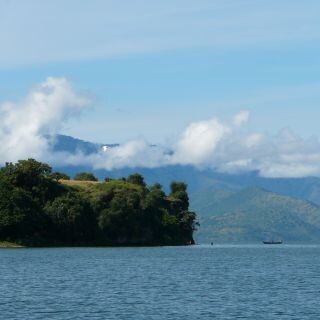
left=263, top=240, right=283, bottom=245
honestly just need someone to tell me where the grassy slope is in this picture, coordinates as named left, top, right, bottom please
left=190, top=188, right=234, bottom=215
left=0, top=241, right=24, bottom=248
left=192, top=187, right=320, bottom=243
left=60, top=179, right=99, bottom=187
left=60, top=179, right=143, bottom=196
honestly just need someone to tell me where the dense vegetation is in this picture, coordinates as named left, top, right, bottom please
left=74, top=172, right=97, bottom=181
left=191, top=187, right=320, bottom=243
left=0, top=159, right=197, bottom=246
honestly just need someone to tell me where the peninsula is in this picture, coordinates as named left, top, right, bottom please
left=0, top=159, right=197, bottom=247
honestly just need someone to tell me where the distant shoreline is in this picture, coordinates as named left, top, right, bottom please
left=3, top=242, right=320, bottom=248
left=0, top=241, right=25, bottom=248
left=0, top=241, right=195, bottom=248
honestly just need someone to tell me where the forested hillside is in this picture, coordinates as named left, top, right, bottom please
left=192, top=187, right=320, bottom=243
left=0, top=159, right=197, bottom=246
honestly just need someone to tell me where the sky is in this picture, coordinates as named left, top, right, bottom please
left=1, top=0, right=320, bottom=177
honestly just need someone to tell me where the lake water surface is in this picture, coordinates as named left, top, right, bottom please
left=1, top=245, right=320, bottom=319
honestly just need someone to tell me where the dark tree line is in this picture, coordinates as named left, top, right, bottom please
left=0, top=159, right=198, bottom=246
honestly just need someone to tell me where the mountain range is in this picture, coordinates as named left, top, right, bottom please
left=191, top=187, right=320, bottom=243
left=50, top=135, right=320, bottom=204
left=48, top=134, right=320, bottom=243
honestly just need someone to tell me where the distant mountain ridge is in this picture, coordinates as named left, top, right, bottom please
left=49, top=135, right=320, bottom=206
left=24, top=134, right=320, bottom=243
left=46, top=134, right=119, bottom=155
left=192, top=187, right=320, bottom=243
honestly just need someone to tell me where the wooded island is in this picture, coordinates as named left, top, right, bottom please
left=0, top=159, right=197, bottom=247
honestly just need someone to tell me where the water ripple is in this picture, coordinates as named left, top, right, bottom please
left=1, top=245, right=320, bottom=319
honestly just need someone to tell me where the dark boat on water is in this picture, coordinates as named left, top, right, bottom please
left=263, top=240, right=283, bottom=244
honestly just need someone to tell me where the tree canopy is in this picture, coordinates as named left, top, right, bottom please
left=0, top=159, right=197, bottom=246
left=74, top=172, right=98, bottom=181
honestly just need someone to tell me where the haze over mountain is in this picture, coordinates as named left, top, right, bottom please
left=47, top=134, right=119, bottom=155
left=48, top=134, right=320, bottom=206
left=43, top=134, right=320, bottom=243
left=192, top=187, right=320, bottom=243
left=3, top=76, right=320, bottom=185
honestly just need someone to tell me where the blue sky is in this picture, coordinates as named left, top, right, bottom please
left=1, top=0, right=320, bottom=144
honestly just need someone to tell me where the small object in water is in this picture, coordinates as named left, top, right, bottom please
left=263, top=240, right=283, bottom=244
left=211, top=242, right=213, bottom=245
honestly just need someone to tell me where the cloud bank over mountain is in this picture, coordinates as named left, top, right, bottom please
left=0, top=77, right=90, bottom=163
left=1, top=77, right=320, bottom=178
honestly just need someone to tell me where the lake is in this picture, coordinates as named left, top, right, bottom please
left=1, top=245, right=320, bottom=319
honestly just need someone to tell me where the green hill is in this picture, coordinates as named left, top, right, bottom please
left=191, top=187, right=320, bottom=243
left=0, top=159, right=196, bottom=247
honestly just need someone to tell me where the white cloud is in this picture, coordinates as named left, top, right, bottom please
left=172, top=118, right=230, bottom=166
left=3, top=77, right=320, bottom=178
left=169, top=113, right=320, bottom=178
left=89, top=140, right=170, bottom=170
left=233, top=110, right=250, bottom=127
left=0, top=77, right=90, bottom=163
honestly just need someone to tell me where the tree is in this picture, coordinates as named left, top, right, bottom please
left=144, top=184, right=166, bottom=208
left=98, top=189, right=147, bottom=244
left=45, top=192, right=96, bottom=242
left=149, top=183, right=162, bottom=191
left=74, top=172, right=98, bottom=181
left=0, top=159, right=63, bottom=205
left=126, top=173, right=146, bottom=187
left=50, top=172, right=70, bottom=181
left=170, top=181, right=187, bottom=194
left=142, top=185, right=167, bottom=243
left=0, top=158, right=52, bottom=190
left=169, top=181, right=189, bottom=212
left=0, top=180, right=42, bottom=239
left=167, top=181, right=197, bottom=244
